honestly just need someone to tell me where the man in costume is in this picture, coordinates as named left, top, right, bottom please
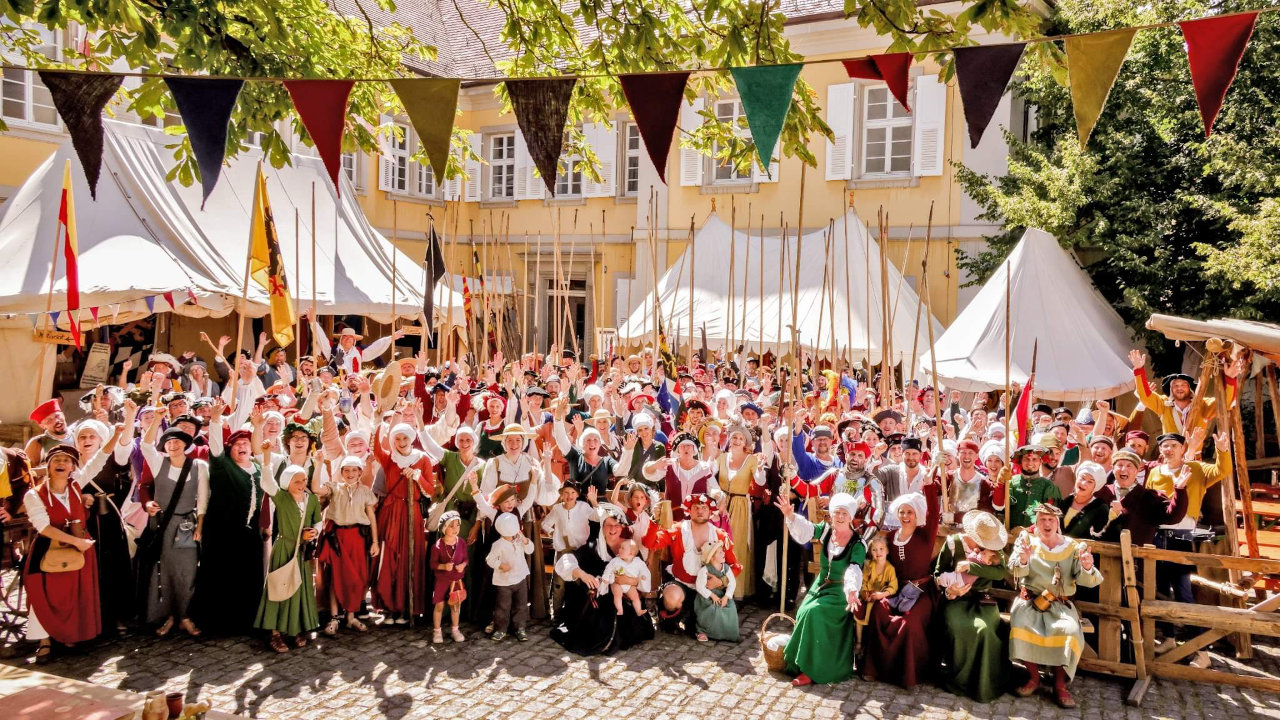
left=655, top=493, right=741, bottom=636
left=25, top=398, right=73, bottom=466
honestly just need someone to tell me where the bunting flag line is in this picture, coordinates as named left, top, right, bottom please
left=89, top=307, right=99, bottom=323
left=1065, top=29, right=1137, bottom=148
left=57, top=159, right=82, bottom=349
left=390, top=78, right=461, bottom=181
left=50, top=311, right=60, bottom=327
left=110, top=304, right=120, bottom=323
left=163, top=291, right=176, bottom=309
left=144, top=296, right=155, bottom=313
left=249, top=163, right=297, bottom=347
left=729, top=64, right=803, bottom=177
left=506, top=78, right=577, bottom=195
left=38, top=71, right=123, bottom=199
left=165, top=77, right=244, bottom=207
left=952, top=43, right=1027, bottom=148
left=618, top=72, right=690, bottom=184
left=842, top=52, right=913, bottom=111
left=284, top=80, right=355, bottom=195
left=422, top=217, right=446, bottom=330
left=1180, top=12, right=1258, bottom=137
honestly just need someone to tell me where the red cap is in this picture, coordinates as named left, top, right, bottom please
left=845, top=441, right=872, bottom=458
left=958, top=439, right=981, bottom=454
left=29, top=398, right=62, bottom=424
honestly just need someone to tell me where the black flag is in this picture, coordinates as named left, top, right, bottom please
left=423, top=216, right=446, bottom=332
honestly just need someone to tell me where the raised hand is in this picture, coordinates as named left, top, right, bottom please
left=1128, top=349, right=1145, bottom=370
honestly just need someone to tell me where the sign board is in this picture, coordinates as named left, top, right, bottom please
left=80, top=342, right=112, bottom=388
left=32, top=327, right=74, bottom=345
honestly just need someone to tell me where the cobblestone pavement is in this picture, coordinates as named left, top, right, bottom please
left=5, top=604, right=1280, bottom=719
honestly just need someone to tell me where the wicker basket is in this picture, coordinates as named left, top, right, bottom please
left=759, top=612, right=795, bottom=672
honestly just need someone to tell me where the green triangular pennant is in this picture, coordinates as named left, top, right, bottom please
left=389, top=78, right=461, bottom=181
left=728, top=64, right=801, bottom=177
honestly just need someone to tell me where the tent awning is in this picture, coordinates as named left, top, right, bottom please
left=0, top=121, right=465, bottom=329
left=616, top=210, right=940, bottom=364
left=1147, top=314, right=1280, bottom=363
left=919, top=228, right=1137, bottom=402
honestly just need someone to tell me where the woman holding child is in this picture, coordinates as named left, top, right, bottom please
left=934, top=510, right=1009, bottom=702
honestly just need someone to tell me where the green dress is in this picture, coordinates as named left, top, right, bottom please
left=934, top=534, right=1008, bottom=702
left=782, top=522, right=866, bottom=684
left=254, top=489, right=323, bottom=636
left=694, top=563, right=739, bottom=641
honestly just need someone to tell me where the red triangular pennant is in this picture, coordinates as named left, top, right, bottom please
left=163, top=291, right=176, bottom=309
left=284, top=80, right=355, bottom=195
left=188, top=288, right=199, bottom=306
left=842, top=53, right=913, bottom=111
left=619, top=72, right=690, bottom=184
left=89, top=307, right=99, bottom=323
left=1179, top=12, right=1257, bottom=137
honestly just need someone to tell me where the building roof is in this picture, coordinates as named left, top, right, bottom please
left=328, top=0, right=943, bottom=80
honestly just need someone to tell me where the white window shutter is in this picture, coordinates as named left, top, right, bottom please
left=912, top=74, right=946, bottom=177
left=378, top=114, right=395, bottom=192
left=679, top=97, right=704, bottom=187
left=825, top=82, right=856, bottom=181
left=752, top=139, right=780, bottom=183
left=514, top=129, right=544, bottom=200
left=581, top=122, right=617, bottom=198
left=463, top=133, right=482, bottom=202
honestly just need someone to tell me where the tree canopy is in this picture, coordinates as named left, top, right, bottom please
left=954, top=0, right=1280, bottom=366
left=0, top=1, right=1043, bottom=183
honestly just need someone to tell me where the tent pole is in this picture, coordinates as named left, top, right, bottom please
left=294, top=207, right=301, bottom=369
left=34, top=183, right=64, bottom=408
left=921, top=201, right=949, bottom=516
left=391, top=199, right=398, bottom=331
left=686, top=215, right=696, bottom=368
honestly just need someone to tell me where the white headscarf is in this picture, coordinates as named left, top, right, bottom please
left=74, top=419, right=111, bottom=446
left=1075, top=461, right=1107, bottom=487
left=279, top=464, right=308, bottom=489
left=389, top=423, right=424, bottom=469
left=828, top=492, right=859, bottom=521
left=888, top=492, right=928, bottom=526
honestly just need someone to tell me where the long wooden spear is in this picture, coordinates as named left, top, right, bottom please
left=920, top=202, right=949, bottom=515
left=1004, top=258, right=1012, bottom=531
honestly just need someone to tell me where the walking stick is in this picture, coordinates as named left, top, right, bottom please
left=407, top=471, right=415, bottom=627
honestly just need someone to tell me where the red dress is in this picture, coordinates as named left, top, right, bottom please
left=861, top=482, right=940, bottom=689
left=373, top=442, right=436, bottom=616
left=25, top=481, right=102, bottom=644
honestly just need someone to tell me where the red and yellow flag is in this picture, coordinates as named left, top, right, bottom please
left=461, top=275, right=473, bottom=332
left=249, top=164, right=296, bottom=346
left=58, top=160, right=81, bottom=349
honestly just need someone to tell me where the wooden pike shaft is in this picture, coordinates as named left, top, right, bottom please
left=1004, top=259, right=1012, bottom=530
left=728, top=197, right=736, bottom=359
left=921, top=202, right=949, bottom=514
left=687, top=215, right=696, bottom=366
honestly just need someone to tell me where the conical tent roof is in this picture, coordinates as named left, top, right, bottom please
left=0, top=120, right=463, bottom=328
left=919, top=228, right=1136, bottom=401
left=617, top=210, right=940, bottom=365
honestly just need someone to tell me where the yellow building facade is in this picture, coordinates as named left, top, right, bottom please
left=0, top=13, right=1030, bottom=360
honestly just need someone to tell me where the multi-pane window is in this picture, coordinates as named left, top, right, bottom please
left=623, top=122, right=642, bottom=196
left=2, top=27, right=58, bottom=127
left=556, top=155, right=582, bottom=196
left=417, top=162, right=435, bottom=196
left=342, top=152, right=358, bottom=184
left=862, top=85, right=912, bottom=175
left=490, top=133, right=515, bottom=199
left=713, top=100, right=750, bottom=182
left=387, top=123, right=410, bottom=192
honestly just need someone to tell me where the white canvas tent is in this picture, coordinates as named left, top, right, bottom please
left=0, top=120, right=464, bottom=326
left=918, top=228, right=1136, bottom=401
left=617, top=211, right=941, bottom=365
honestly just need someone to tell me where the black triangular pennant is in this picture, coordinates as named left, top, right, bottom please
left=506, top=78, right=576, bottom=196
left=952, top=44, right=1026, bottom=148
left=618, top=72, right=690, bottom=184
left=39, top=71, right=124, bottom=199
left=423, top=217, right=446, bottom=331
left=165, top=77, right=243, bottom=208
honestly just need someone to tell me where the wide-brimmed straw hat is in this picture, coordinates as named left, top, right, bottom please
left=962, top=510, right=1008, bottom=552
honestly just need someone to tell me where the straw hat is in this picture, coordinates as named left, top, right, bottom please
left=699, top=539, right=724, bottom=565
left=372, top=362, right=403, bottom=413
left=495, top=423, right=536, bottom=440
left=962, top=510, right=1008, bottom=552
left=334, top=327, right=364, bottom=341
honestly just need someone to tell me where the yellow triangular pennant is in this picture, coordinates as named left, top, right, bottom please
left=1066, top=28, right=1137, bottom=149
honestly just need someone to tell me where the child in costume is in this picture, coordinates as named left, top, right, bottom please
left=430, top=511, right=468, bottom=643
left=484, top=512, right=535, bottom=641
left=694, top=540, right=739, bottom=642
left=599, top=538, right=650, bottom=615
left=858, top=535, right=898, bottom=624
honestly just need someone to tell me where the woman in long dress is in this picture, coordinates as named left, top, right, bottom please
left=73, top=409, right=137, bottom=633
left=776, top=492, right=866, bottom=686
left=551, top=504, right=655, bottom=655
left=194, top=399, right=266, bottom=635
left=934, top=510, right=1008, bottom=702
left=860, top=477, right=940, bottom=689
left=255, top=462, right=324, bottom=652
left=716, top=424, right=757, bottom=599
left=22, top=445, right=100, bottom=662
left=372, top=421, right=436, bottom=623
